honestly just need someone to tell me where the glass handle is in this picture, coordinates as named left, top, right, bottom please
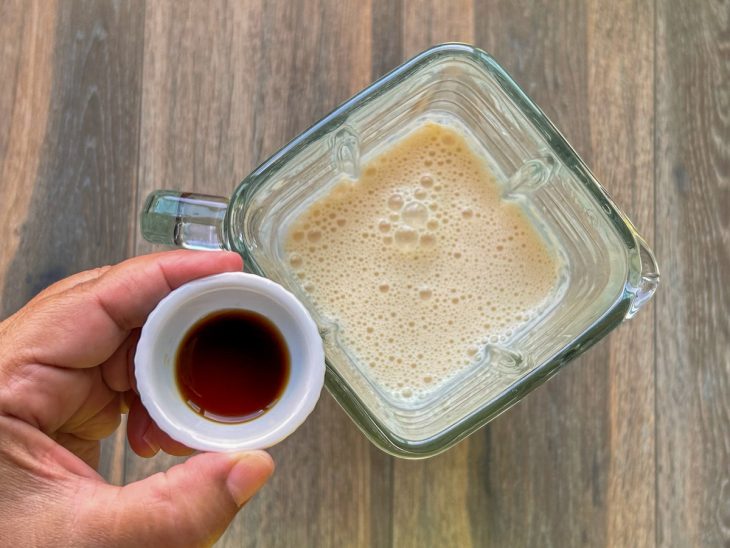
left=625, top=235, right=660, bottom=319
left=140, top=190, right=229, bottom=250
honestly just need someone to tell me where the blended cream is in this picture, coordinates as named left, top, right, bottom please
left=284, top=122, right=559, bottom=401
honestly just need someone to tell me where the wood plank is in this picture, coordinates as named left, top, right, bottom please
left=0, top=0, right=144, bottom=484
left=472, top=1, right=656, bottom=546
left=655, top=0, right=730, bottom=546
left=585, top=3, right=656, bottom=546
left=371, top=0, right=403, bottom=79
left=402, top=0, right=474, bottom=58
left=131, top=2, right=377, bottom=546
left=0, top=0, right=56, bottom=296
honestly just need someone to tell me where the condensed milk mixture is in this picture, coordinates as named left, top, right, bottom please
left=285, top=122, right=559, bottom=401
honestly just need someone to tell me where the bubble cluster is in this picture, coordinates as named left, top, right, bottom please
left=284, top=122, right=559, bottom=403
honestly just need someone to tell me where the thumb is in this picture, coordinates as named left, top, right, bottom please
left=90, top=451, right=274, bottom=547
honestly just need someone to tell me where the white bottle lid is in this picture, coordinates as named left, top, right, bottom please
left=135, top=272, right=325, bottom=452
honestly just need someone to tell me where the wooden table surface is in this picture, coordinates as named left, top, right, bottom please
left=1, top=1, right=728, bottom=546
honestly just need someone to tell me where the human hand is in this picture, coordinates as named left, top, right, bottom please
left=0, top=250, right=274, bottom=547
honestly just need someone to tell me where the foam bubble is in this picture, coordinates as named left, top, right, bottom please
left=420, top=233, right=436, bottom=248
left=388, top=193, right=404, bottom=211
left=394, top=227, right=419, bottom=250
left=402, top=201, right=429, bottom=228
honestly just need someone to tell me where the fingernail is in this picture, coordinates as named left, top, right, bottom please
left=226, top=451, right=274, bottom=507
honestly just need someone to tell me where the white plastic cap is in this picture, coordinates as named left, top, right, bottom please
left=134, top=272, right=325, bottom=452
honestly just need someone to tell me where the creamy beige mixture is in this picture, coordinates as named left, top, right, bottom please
left=285, top=122, right=559, bottom=400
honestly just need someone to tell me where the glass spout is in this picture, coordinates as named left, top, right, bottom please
left=625, top=235, right=660, bottom=319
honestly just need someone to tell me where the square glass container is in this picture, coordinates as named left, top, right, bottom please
left=142, top=44, right=659, bottom=458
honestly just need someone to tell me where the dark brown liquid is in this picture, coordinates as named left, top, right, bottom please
left=175, top=309, right=290, bottom=423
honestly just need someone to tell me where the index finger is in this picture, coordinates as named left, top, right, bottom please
left=8, top=250, right=243, bottom=369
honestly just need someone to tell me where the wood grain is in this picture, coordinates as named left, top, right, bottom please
left=402, top=0, right=474, bottom=57
left=0, top=1, right=56, bottom=294
left=0, top=0, right=727, bottom=546
left=655, top=0, right=730, bottom=546
left=1, top=0, right=144, bottom=314
left=586, top=3, right=656, bottom=546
